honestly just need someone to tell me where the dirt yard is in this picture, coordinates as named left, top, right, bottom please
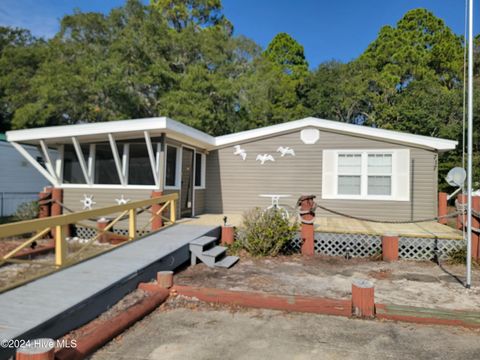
left=175, top=254, right=480, bottom=311
left=0, top=239, right=113, bottom=290
left=92, top=295, right=480, bottom=360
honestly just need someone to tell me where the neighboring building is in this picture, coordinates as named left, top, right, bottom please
left=5, top=117, right=457, bottom=223
left=0, top=133, right=53, bottom=216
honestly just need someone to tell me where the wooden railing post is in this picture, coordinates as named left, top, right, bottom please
left=55, top=225, right=66, bottom=267
left=129, top=208, right=137, bottom=240
left=170, top=200, right=176, bottom=223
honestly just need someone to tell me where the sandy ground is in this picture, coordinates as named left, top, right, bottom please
left=0, top=240, right=112, bottom=290
left=175, top=255, right=480, bottom=310
left=91, top=296, right=480, bottom=360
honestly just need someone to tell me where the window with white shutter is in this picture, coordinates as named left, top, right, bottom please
left=322, top=149, right=410, bottom=201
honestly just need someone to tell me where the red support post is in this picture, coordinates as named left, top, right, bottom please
left=16, top=338, right=55, bottom=360
left=38, top=191, right=50, bottom=219
left=96, top=218, right=110, bottom=243
left=472, top=196, right=480, bottom=260
left=456, top=194, right=467, bottom=230
left=297, top=195, right=316, bottom=256
left=50, top=188, right=63, bottom=239
left=352, top=279, right=375, bottom=318
left=221, top=225, right=235, bottom=245
left=151, top=191, right=163, bottom=231
left=438, top=192, right=448, bottom=224
left=381, top=234, right=399, bottom=262
left=157, top=271, right=174, bottom=289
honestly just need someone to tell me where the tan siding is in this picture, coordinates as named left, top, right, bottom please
left=206, top=129, right=438, bottom=221
left=63, top=188, right=181, bottom=229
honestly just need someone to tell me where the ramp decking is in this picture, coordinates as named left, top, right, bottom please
left=0, top=223, right=220, bottom=359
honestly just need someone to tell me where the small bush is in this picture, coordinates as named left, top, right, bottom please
left=236, top=207, right=298, bottom=257
left=14, top=201, right=39, bottom=221
left=447, top=244, right=479, bottom=266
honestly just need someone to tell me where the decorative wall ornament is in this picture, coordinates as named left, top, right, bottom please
left=80, top=194, right=96, bottom=210
left=256, top=154, right=275, bottom=164
left=233, top=145, right=247, bottom=160
left=276, top=146, right=295, bottom=157
left=115, top=195, right=130, bottom=205
left=300, top=128, right=320, bottom=144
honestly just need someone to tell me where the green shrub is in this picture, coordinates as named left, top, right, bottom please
left=447, top=244, right=479, bottom=266
left=237, top=207, right=298, bottom=257
left=14, top=201, right=39, bottom=221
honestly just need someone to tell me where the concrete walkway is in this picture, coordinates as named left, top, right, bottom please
left=0, top=224, right=219, bottom=359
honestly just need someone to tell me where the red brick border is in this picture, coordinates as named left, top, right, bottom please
left=172, top=285, right=352, bottom=317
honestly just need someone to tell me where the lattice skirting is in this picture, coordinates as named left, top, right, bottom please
left=72, top=226, right=151, bottom=241
left=289, top=232, right=464, bottom=260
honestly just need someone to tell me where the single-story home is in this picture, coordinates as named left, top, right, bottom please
left=5, top=117, right=457, bottom=223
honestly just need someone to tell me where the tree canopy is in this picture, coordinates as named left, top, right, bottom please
left=0, top=3, right=478, bottom=187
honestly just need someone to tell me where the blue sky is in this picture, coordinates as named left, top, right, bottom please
left=0, top=0, right=478, bottom=68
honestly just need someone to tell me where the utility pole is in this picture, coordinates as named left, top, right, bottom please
left=466, top=0, right=474, bottom=288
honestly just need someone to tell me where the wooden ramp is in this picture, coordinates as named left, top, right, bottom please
left=0, top=223, right=220, bottom=359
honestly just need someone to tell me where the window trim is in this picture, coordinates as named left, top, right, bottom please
left=332, top=150, right=397, bottom=201
left=164, top=144, right=181, bottom=190
left=194, top=152, right=206, bottom=190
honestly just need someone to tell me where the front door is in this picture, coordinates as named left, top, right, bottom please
left=181, top=148, right=194, bottom=217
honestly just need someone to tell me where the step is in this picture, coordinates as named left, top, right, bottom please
left=202, top=245, right=227, bottom=258
left=214, top=255, right=239, bottom=269
left=189, top=236, right=218, bottom=249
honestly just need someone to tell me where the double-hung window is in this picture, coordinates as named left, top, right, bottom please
left=322, top=149, right=409, bottom=201
left=367, top=154, right=392, bottom=196
left=337, top=154, right=362, bottom=195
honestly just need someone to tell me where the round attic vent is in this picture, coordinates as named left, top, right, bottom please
left=300, top=128, right=320, bottom=144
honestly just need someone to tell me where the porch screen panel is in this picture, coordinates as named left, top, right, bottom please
left=63, top=144, right=88, bottom=184
left=165, top=146, right=177, bottom=187
left=94, top=143, right=121, bottom=185
left=128, top=143, right=154, bottom=185
left=195, top=153, right=202, bottom=187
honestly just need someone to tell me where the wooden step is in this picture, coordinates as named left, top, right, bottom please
left=215, top=256, right=239, bottom=269
left=189, top=236, right=217, bottom=249
left=202, top=245, right=227, bottom=258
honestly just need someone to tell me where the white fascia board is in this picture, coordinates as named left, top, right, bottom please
left=6, top=116, right=458, bottom=152
left=6, top=117, right=170, bottom=143
left=213, top=117, right=458, bottom=151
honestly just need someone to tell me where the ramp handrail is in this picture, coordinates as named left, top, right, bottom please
left=0, top=193, right=178, bottom=268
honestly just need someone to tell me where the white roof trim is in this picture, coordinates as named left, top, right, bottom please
left=6, top=116, right=457, bottom=151
left=215, top=117, right=457, bottom=151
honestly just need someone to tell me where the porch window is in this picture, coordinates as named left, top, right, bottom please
left=165, top=145, right=179, bottom=187
left=63, top=144, right=88, bottom=184
left=195, top=152, right=205, bottom=188
left=94, top=143, right=121, bottom=185
left=128, top=143, right=154, bottom=185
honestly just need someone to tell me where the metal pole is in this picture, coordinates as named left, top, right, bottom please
left=466, top=0, right=474, bottom=288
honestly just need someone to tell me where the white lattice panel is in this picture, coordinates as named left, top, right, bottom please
left=399, top=237, right=464, bottom=260
left=289, top=232, right=463, bottom=260
left=73, top=226, right=151, bottom=241
left=315, top=233, right=381, bottom=257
